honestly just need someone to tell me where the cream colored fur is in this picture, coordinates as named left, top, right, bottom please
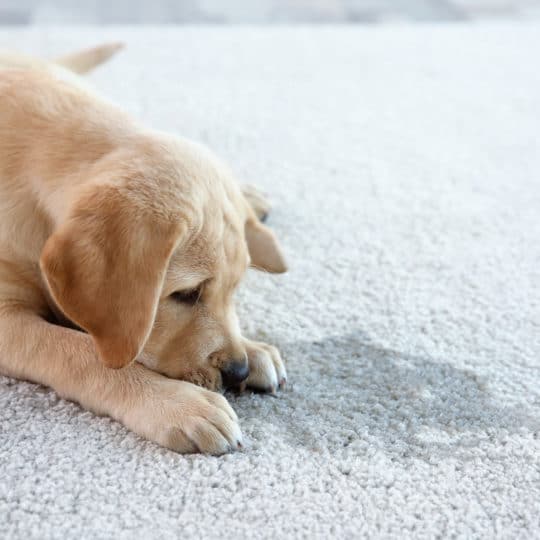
left=0, top=44, right=287, bottom=454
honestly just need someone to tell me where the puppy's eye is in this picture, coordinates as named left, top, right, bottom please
left=170, top=287, right=201, bottom=305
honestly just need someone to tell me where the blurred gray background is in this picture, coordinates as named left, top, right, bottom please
left=1, top=0, right=539, bottom=24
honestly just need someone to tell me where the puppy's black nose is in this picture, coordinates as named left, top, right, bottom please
left=220, top=359, right=249, bottom=387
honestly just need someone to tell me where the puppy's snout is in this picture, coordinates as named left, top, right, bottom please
left=220, top=357, right=249, bottom=387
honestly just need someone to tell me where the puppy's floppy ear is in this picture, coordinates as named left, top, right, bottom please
left=40, top=185, right=181, bottom=369
left=245, top=217, right=287, bottom=274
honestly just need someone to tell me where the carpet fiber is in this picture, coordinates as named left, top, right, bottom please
left=1, top=24, right=539, bottom=539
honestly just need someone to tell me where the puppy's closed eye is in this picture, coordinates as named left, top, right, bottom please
left=170, top=287, right=202, bottom=305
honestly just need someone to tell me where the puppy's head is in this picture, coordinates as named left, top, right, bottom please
left=40, top=135, right=286, bottom=390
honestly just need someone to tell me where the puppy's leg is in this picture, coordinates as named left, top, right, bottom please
left=243, top=338, right=287, bottom=394
left=242, top=185, right=271, bottom=222
left=0, top=308, right=242, bottom=454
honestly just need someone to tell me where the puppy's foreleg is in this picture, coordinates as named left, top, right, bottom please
left=0, top=308, right=241, bottom=454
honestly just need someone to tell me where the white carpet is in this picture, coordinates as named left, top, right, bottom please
left=1, top=24, right=539, bottom=539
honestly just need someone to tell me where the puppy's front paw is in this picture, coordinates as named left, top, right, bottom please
left=126, top=379, right=242, bottom=454
left=243, top=339, right=287, bottom=394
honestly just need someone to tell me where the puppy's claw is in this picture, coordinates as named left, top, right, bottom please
left=279, top=377, right=287, bottom=388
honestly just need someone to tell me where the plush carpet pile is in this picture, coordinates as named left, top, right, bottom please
left=0, top=24, right=539, bottom=539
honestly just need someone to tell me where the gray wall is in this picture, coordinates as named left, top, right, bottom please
left=1, top=0, right=539, bottom=24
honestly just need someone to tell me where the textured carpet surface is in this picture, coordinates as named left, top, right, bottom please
left=0, top=24, right=539, bottom=539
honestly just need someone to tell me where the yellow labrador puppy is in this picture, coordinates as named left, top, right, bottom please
left=0, top=44, right=287, bottom=454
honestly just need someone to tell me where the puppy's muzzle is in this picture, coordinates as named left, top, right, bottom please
left=220, top=357, right=249, bottom=388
